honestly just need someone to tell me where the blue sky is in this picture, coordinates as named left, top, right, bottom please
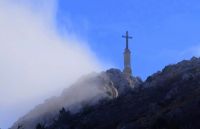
left=1, top=0, right=200, bottom=129
left=56, top=0, right=200, bottom=79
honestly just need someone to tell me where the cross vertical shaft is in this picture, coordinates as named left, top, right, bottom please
left=122, top=31, right=133, bottom=76
left=122, top=31, right=132, bottom=49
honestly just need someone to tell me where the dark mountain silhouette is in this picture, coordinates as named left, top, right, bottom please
left=12, top=57, right=200, bottom=129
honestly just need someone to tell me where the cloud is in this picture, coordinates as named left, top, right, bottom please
left=0, top=0, right=102, bottom=128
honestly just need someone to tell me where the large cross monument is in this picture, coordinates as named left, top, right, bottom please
left=122, top=31, right=132, bottom=76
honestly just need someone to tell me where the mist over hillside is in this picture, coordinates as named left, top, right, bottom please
left=11, top=68, right=142, bottom=129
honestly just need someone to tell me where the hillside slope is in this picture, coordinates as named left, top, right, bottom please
left=13, top=57, right=200, bottom=129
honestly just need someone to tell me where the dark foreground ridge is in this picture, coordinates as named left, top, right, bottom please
left=13, top=57, right=200, bottom=129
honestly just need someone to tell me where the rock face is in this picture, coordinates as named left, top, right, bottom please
left=11, top=68, right=142, bottom=129
left=12, top=57, right=200, bottom=129
left=105, top=69, right=142, bottom=94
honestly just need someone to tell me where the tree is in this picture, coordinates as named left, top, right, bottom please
left=36, top=123, right=45, bottom=129
left=17, top=124, right=24, bottom=129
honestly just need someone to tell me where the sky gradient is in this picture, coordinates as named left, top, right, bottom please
left=56, top=0, right=200, bottom=79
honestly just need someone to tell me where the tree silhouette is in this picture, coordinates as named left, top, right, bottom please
left=17, top=124, right=24, bottom=129
left=36, top=123, right=45, bottom=129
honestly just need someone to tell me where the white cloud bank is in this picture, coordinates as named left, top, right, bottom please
left=0, top=0, right=102, bottom=128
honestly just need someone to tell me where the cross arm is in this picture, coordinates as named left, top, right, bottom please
left=122, top=35, right=133, bottom=39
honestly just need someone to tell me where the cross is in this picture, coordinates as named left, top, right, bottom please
left=122, top=31, right=132, bottom=49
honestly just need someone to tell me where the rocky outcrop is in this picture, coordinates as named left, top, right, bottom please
left=105, top=68, right=142, bottom=94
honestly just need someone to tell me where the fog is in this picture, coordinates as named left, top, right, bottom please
left=0, top=1, right=103, bottom=128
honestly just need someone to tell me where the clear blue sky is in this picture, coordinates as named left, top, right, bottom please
left=56, top=0, right=200, bottom=79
